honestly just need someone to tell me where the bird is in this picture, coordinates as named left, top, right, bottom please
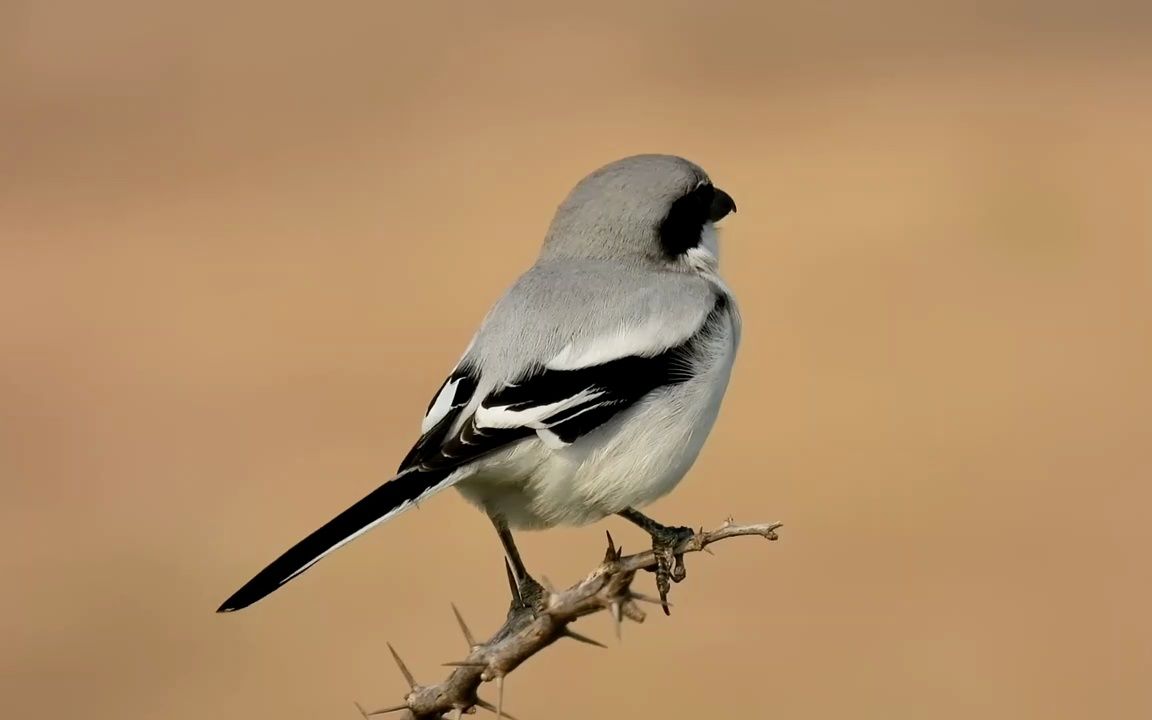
left=216, top=154, right=740, bottom=614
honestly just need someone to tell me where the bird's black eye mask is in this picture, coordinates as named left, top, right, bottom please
left=658, top=183, right=737, bottom=258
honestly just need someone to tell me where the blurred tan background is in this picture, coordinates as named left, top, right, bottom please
left=3, top=1, right=1151, bottom=718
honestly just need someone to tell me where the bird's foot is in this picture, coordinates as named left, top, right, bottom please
left=502, top=561, right=547, bottom=626
left=646, top=524, right=695, bottom=615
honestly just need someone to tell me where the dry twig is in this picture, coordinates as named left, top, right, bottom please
left=356, top=518, right=783, bottom=720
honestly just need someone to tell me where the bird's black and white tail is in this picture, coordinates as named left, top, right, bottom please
left=216, top=466, right=458, bottom=612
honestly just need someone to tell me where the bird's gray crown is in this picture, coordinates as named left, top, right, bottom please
left=540, top=154, right=735, bottom=263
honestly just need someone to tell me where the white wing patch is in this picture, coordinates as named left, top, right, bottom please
left=422, top=377, right=464, bottom=433
left=476, top=388, right=605, bottom=429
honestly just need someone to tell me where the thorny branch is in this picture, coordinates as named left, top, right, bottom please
left=355, top=518, right=783, bottom=720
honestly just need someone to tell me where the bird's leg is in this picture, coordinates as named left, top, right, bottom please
left=489, top=514, right=546, bottom=616
left=617, top=507, right=695, bottom=614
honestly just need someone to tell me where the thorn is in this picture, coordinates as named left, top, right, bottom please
left=609, top=601, right=623, bottom=640
left=538, top=575, right=563, bottom=611
left=628, top=591, right=667, bottom=607
left=697, top=526, right=714, bottom=554
left=356, top=701, right=409, bottom=716
left=618, top=598, right=646, bottom=624
left=475, top=698, right=520, bottom=720
left=451, top=603, right=477, bottom=649
left=496, top=675, right=505, bottom=720
left=354, top=701, right=371, bottom=719
left=450, top=708, right=463, bottom=720
left=560, top=627, right=608, bottom=648
left=386, top=642, right=417, bottom=690
left=603, top=530, right=618, bottom=562
left=503, top=560, right=522, bottom=605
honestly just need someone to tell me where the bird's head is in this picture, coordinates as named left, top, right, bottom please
left=540, top=154, right=737, bottom=271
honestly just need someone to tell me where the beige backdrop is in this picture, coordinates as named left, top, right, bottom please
left=3, top=2, right=1151, bottom=718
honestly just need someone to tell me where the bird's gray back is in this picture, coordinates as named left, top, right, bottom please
left=463, top=259, right=717, bottom=388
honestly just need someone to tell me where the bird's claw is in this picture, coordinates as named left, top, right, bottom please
left=647, top=525, right=694, bottom=614
left=502, top=560, right=547, bottom=624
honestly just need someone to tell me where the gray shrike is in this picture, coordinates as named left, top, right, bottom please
left=217, top=154, right=740, bottom=613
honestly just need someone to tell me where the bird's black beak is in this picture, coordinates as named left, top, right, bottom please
left=709, top=187, right=737, bottom=222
